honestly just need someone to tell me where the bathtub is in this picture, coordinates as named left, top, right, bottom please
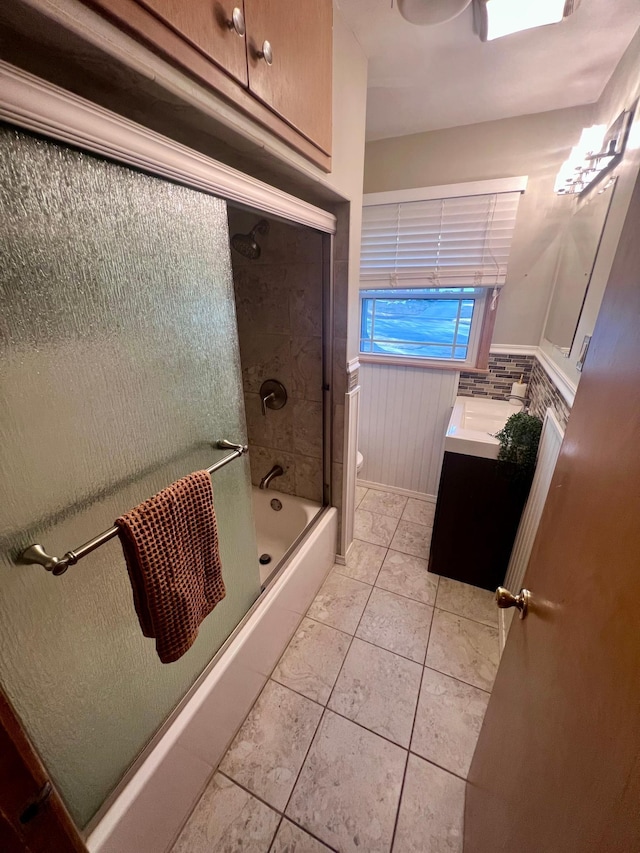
left=88, top=504, right=337, bottom=853
left=251, top=487, right=322, bottom=584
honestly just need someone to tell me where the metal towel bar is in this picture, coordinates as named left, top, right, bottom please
left=18, top=440, right=248, bottom=576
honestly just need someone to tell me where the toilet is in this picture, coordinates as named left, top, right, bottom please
left=356, top=450, right=364, bottom=474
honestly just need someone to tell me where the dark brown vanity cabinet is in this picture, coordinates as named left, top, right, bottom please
left=428, top=451, right=531, bottom=592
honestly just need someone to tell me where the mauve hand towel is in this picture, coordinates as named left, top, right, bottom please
left=115, top=470, right=226, bottom=663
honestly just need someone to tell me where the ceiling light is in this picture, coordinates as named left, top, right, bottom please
left=397, top=0, right=472, bottom=27
left=473, top=0, right=581, bottom=42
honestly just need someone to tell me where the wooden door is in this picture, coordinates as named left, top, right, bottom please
left=136, top=0, right=249, bottom=84
left=464, top=172, right=640, bottom=850
left=0, top=688, right=86, bottom=853
left=244, top=0, right=332, bottom=154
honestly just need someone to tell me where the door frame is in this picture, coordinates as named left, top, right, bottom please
left=0, top=687, right=86, bottom=852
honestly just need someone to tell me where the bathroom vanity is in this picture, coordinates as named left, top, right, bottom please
left=428, top=397, right=531, bottom=591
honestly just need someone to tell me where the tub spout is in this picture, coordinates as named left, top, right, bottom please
left=259, top=465, right=284, bottom=489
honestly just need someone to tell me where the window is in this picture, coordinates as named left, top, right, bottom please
left=359, top=179, right=525, bottom=368
left=360, top=287, right=483, bottom=366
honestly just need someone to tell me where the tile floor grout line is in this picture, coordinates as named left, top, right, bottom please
left=279, top=705, right=333, bottom=837
left=333, top=560, right=441, bottom=609
left=285, top=814, right=341, bottom=852
left=432, top=601, right=500, bottom=631
left=331, top=552, right=387, bottom=588
left=347, top=632, right=431, bottom=669
left=270, top=656, right=447, bottom=756
left=315, top=556, right=419, bottom=852
left=218, top=765, right=340, bottom=852
left=266, top=676, right=327, bottom=710
left=325, top=701, right=413, bottom=752
left=276, top=574, right=378, bottom=839
left=213, top=566, right=359, bottom=832
left=217, top=769, right=286, bottom=816
left=282, top=707, right=344, bottom=850
left=354, top=504, right=401, bottom=532
left=322, top=567, right=378, bottom=721
left=422, top=662, right=493, bottom=696
left=330, top=566, right=375, bottom=587
left=266, top=815, right=284, bottom=853
left=389, top=574, right=440, bottom=853
left=355, top=530, right=432, bottom=562
left=406, top=750, right=472, bottom=785
left=372, top=580, right=436, bottom=608
left=357, top=499, right=407, bottom=520
left=300, top=611, right=358, bottom=639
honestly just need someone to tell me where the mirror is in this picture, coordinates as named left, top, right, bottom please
left=544, top=179, right=616, bottom=353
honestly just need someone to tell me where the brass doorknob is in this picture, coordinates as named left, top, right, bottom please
left=495, top=586, right=531, bottom=619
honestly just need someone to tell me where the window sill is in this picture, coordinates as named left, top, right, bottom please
left=359, top=355, right=492, bottom=373
left=359, top=354, right=486, bottom=372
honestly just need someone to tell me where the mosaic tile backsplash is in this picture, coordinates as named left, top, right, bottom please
left=458, top=353, right=571, bottom=430
left=458, top=354, right=535, bottom=400
left=527, top=359, right=571, bottom=429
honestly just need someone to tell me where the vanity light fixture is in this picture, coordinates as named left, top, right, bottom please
left=554, top=109, right=634, bottom=195
left=473, top=0, right=580, bottom=42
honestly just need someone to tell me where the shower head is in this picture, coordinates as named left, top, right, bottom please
left=231, top=219, right=269, bottom=260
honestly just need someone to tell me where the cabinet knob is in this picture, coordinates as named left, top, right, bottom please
left=257, top=40, right=273, bottom=66
left=226, top=7, right=245, bottom=37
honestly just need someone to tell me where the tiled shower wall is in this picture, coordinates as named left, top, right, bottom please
left=458, top=353, right=571, bottom=429
left=229, top=211, right=324, bottom=502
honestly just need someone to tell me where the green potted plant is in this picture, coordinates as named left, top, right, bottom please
left=495, top=412, right=543, bottom=480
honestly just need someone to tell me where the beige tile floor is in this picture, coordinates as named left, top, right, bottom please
left=173, top=488, right=500, bottom=853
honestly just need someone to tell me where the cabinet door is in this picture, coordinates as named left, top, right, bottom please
left=138, top=0, right=248, bottom=84
left=244, top=0, right=332, bottom=154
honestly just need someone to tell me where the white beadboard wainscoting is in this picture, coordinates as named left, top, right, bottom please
left=358, top=362, right=458, bottom=497
left=499, top=408, right=565, bottom=651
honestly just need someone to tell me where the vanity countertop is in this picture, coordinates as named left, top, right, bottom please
left=445, top=396, right=521, bottom=459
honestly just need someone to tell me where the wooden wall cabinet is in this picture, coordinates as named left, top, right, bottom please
left=84, top=0, right=332, bottom=169
left=137, top=0, right=249, bottom=84
left=245, top=0, right=332, bottom=157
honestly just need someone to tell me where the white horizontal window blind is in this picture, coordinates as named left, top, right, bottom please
left=360, top=191, right=521, bottom=287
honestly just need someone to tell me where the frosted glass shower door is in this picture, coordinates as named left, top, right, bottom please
left=0, top=127, right=260, bottom=827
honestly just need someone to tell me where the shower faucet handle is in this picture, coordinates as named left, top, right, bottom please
left=261, top=391, right=276, bottom=416
left=260, top=379, right=288, bottom=417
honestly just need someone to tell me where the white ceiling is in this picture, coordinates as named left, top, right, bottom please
left=336, top=0, right=640, bottom=141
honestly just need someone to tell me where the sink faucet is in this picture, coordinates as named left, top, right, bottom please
left=505, top=394, right=528, bottom=412
left=259, top=464, right=284, bottom=489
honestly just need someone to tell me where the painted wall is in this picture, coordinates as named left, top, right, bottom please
left=364, top=104, right=592, bottom=346
left=540, top=28, right=640, bottom=387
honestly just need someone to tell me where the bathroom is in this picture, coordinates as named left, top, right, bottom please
left=1, top=1, right=640, bottom=852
